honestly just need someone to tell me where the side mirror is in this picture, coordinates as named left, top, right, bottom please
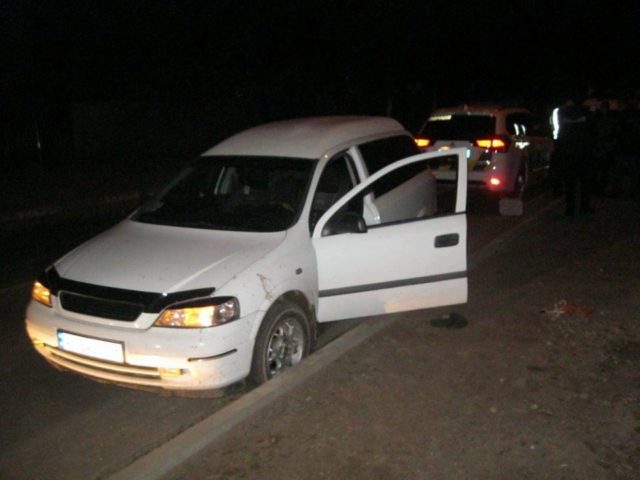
left=321, top=212, right=367, bottom=237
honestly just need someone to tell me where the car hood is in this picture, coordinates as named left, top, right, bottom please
left=54, top=220, right=286, bottom=294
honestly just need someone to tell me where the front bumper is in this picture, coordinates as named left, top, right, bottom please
left=25, top=299, right=258, bottom=391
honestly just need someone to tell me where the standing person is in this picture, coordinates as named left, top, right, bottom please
left=551, top=97, right=596, bottom=217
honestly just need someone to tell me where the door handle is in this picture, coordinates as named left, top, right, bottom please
left=435, top=233, right=459, bottom=248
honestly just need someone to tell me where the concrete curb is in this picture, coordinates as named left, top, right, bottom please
left=106, top=319, right=394, bottom=480
left=105, top=196, right=563, bottom=480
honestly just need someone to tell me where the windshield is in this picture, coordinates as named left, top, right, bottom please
left=420, top=114, right=496, bottom=142
left=134, top=156, right=314, bottom=232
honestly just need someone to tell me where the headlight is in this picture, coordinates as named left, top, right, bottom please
left=154, top=297, right=239, bottom=328
left=32, top=281, right=52, bottom=307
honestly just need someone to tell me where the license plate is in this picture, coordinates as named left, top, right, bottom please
left=57, top=331, right=124, bottom=363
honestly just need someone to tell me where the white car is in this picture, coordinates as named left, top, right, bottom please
left=415, top=105, right=554, bottom=197
left=25, top=116, right=468, bottom=394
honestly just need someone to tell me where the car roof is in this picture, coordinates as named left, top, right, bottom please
left=203, top=116, right=407, bottom=159
left=429, top=105, right=529, bottom=117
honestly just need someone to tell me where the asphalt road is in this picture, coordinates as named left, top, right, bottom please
left=0, top=191, right=554, bottom=480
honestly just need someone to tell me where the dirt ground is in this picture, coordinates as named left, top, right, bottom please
left=161, top=197, right=639, bottom=480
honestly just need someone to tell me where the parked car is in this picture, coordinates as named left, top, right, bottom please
left=25, top=116, right=468, bottom=394
left=415, top=105, right=554, bottom=198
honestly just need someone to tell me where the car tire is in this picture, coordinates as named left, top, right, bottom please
left=249, top=300, right=311, bottom=385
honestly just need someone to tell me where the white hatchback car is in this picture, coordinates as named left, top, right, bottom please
left=26, top=116, right=468, bottom=394
left=415, top=105, right=554, bottom=197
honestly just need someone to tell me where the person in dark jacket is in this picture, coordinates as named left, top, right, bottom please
left=551, top=98, right=596, bottom=216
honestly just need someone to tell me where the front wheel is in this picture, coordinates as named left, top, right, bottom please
left=250, top=301, right=311, bottom=385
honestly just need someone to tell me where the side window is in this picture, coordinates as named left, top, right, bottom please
left=322, top=156, right=459, bottom=236
left=370, top=162, right=425, bottom=198
left=216, top=166, right=240, bottom=195
left=358, top=135, right=420, bottom=175
left=309, top=154, right=359, bottom=232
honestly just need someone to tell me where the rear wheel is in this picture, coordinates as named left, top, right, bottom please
left=250, top=301, right=311, bottom=385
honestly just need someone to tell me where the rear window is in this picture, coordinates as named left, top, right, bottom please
left=420, top=114, right=496, bottom=142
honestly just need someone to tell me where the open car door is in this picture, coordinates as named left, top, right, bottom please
left=312, top=148, right=467, bottom=322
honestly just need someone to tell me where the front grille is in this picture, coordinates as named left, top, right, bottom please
left=60, top=291, right=143, bottom=321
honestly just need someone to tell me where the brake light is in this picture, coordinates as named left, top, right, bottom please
left=415, top=137, right=431, bottom=148
left=475, top=136, right=509, bottom=152
left=489, top=177, right=501, bottom=186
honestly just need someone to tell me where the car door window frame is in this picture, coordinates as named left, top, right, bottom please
left=357, top=134, right=421, bottom=177
left=308, top=151, right=360, bottom=233
left=312, top=148, right=467, bottom=239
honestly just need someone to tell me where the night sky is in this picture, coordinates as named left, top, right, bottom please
left=2, top=0, right=639, bottom=136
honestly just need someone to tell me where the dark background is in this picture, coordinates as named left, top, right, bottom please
left=2, top=0, right=639, bottom=167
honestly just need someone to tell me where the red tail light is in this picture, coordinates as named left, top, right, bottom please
left=475, top=136, right=510, bottom=152
left=415, top=137, right=431, bottom=148
left=488, top=176, right=503, bottom=191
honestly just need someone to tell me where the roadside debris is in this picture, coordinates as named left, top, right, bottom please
left=430, top=312, right=468, bottom=329
left=541, top=300, right=595, bottom=320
